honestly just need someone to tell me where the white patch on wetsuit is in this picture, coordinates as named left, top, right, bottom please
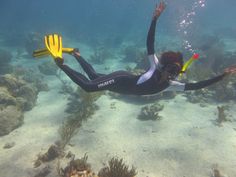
left=137, top=54, right=162, bottom=85
left=142, top=80, right=186, bottom=97
left=164, top=80, right=186, bottom=91
left=98, top=79, right=115, bottom=88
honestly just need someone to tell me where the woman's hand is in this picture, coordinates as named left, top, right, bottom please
left=224, top=65, right=236, bottom=75
left=153, top=1, right=166, bottom=19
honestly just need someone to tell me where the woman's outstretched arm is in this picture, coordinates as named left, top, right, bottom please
left=184, top=74, right=226, bottom=90
left=185, top=65, right=236, bottom=90
left=146, top=1, right=166, bottom=55
left=136, top=2, right=166, bottom=85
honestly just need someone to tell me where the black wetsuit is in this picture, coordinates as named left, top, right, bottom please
left=57, top=18, right=225, bottom=95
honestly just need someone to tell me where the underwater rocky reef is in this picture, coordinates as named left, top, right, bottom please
left=0, top=71, right=48, bottom=136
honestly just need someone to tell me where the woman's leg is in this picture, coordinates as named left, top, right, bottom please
left=92, top=71, right=138, bottom=94
left=59, top=63, right=137, bottom=94
left=74, top=55, right=104, bottom=80
left=59, top=64, right=98, bottom=92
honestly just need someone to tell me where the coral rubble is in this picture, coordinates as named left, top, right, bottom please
left=137, top=103, right=164, bottom=121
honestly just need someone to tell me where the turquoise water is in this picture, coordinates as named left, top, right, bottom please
left=0, top=0, right=236, bottom=177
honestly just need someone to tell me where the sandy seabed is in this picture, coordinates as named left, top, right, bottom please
left=0, top=74, right=236, bottom=177
left=1, top=41, right=236, bottom=177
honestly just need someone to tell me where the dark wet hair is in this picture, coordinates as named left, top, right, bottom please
left=159, top=51, right=184, bottom=79
left=160, top=51, right=184, bottom=69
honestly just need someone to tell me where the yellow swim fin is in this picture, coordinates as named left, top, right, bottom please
left=33, top=48, right=49, bottom=58
left=33, top=47, right=74, bottom=58
left=62, top=48, right=74, bottom=54
left=44, top=34, right=63, bottom=59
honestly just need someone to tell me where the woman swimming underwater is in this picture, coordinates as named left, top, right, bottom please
left=34, top=1, right=236, bottom=95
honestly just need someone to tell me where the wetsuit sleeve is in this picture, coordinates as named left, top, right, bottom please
left=146, top=17, right=163, bottom=68
left=184, top=74, right=226, bottom=91
left=146, top=18, right=157, bottom=55
left=137, top=17, right=162, bottom=85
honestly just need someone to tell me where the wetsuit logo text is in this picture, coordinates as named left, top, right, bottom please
left=97, top=79, right=115, bottom=88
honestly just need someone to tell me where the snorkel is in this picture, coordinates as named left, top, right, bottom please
left=179, top=53, right=200, bottom=78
